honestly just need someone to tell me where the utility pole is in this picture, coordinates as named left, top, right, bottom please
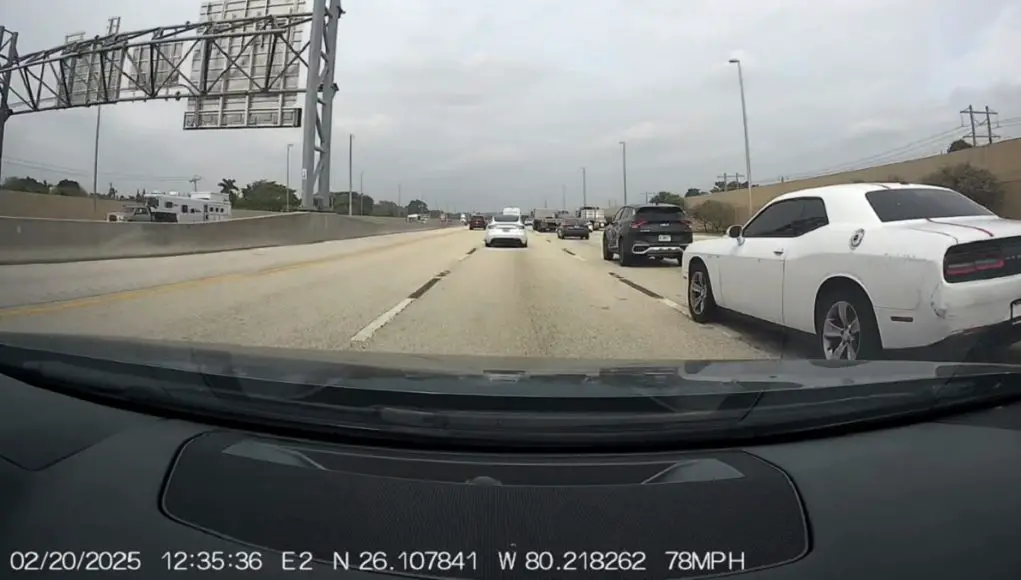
left=561, top=183, right=566, bottom=210
left=961, top=105, right=978, bottom=146
left=718, top=173, right=745, bottom=191
left=347, top=133, right=354, bottom=215
left=581, top=167, right=587, bottom=206
left=980, top=106, right=999, bottom=145
left=397, top=182, right=402, bottom=216
left=359, top=171, right=364, bottom=215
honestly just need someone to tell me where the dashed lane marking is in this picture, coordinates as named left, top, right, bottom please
left=349, top=246, right=477, bottom=343
left=561, top=247, right=586, bottom=262
left=606, top=271, right=770, bottom=355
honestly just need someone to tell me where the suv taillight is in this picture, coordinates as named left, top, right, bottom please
left=944, top=248, right=1005, bottom=282
left=630, top=219, right=647, bottom=229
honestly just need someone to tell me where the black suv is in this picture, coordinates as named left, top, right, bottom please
left=601, top=203, right=692, bottom=266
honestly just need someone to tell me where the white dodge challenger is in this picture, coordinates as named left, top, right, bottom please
left=681, top=182, right=1021, bottom=361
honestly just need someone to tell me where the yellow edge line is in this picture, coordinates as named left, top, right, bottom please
left=0, top=228, right=462, bottom=319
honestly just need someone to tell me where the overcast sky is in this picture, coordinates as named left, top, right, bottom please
left=1, top=0, right=1019, bottom=212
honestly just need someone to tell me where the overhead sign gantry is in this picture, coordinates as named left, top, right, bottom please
left=0, top=0, right=343, bottom=210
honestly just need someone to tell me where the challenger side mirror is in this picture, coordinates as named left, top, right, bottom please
left=727, top=225, right=742, bottom=238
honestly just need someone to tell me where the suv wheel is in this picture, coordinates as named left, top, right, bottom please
left=619, top=238, right=635, bottom=267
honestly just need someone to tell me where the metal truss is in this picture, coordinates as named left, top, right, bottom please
left=0, top=13, right=316, bottom=114
left=0, top=0, right=345, bottom=210
left=0, top=27, right=19, bottom=165
left=301, top=0, right=343, bottom=211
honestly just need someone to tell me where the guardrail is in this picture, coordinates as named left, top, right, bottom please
left=0, top=213, right=450, bottom=265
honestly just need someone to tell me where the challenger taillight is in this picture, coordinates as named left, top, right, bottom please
left=944, top=247, right=1005, bottom=282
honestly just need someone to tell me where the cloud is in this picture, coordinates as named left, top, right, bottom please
left=1, top=0, right=1019, bottom=210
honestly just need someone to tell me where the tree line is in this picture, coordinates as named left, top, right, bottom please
left=214, top=177, right=437, bottom=217
left=647, top=162, right=1005, bottom=233
left=0, top=175, right=441, bottom=218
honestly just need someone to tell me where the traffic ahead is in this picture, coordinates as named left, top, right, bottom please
left=3, top=185, right=1021, bottom=365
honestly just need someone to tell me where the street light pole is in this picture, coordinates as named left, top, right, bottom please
left=359, top=171, right=364, bottom=215
left=729, top=58, right=753, bottom=218
left=285, top=143, right=293, bottom=212
left=561, top=183, right=567, bottom=210
left=348, top=133, right=354, bottom=216
left=581, top=167, right=587, bottom=206
left=619, top=141, right=628, bottom=205
left=89, top=18, right=121, bottom=215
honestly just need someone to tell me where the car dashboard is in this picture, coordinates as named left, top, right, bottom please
left=2, top=371, right=1021, bottom=579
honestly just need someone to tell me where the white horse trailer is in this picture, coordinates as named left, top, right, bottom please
left=143, top=191, right=232, bottom=223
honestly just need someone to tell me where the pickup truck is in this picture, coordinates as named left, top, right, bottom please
left=532, top=209, right=559, bottom=232
left=106, top=205, right=155, bottom=222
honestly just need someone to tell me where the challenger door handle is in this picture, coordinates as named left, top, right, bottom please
left=773, top=249, right=784, bottom=256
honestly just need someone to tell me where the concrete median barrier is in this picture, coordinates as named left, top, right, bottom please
left=0, top=213, right=450, bottom=265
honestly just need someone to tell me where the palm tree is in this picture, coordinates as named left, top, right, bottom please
left=218, top=178, right=241, bottom=205
left=218, top=178, right=237, bottom=194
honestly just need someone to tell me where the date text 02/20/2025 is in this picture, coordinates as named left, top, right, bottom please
left=281, top=550, right=747, bottom=574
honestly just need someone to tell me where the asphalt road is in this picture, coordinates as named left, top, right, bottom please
left=0, top=227, right=793, bottom=361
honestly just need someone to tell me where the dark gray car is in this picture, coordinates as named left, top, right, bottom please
left=557, top=218, right=590, bottom=240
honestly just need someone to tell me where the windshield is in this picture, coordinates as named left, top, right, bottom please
left=866, top=187, right=995, bottom=222
left=1, top=0, right=1020, bottom=451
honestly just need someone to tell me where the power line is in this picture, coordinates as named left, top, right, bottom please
left=960, top=105, right=1000, bottom=146
left=776, top=126, right=967, bottom=182
left=758, top=111, right=1021, bottom=186
left=0, top=155, right=193, bottom=181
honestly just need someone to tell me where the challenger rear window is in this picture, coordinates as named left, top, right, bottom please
left=865, top=188, right=994, bottom=222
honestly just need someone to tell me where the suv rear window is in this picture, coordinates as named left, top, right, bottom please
left=865, top=187, right=994, bottom=222
left=636, top=206, right=686, bottom=222
left=492, top=214, right=519, bottom=223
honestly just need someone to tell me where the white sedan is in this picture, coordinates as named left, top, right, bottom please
left=681, top=182, right=1021, bottom=361
left=484, top=214, right=528, bottom=248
